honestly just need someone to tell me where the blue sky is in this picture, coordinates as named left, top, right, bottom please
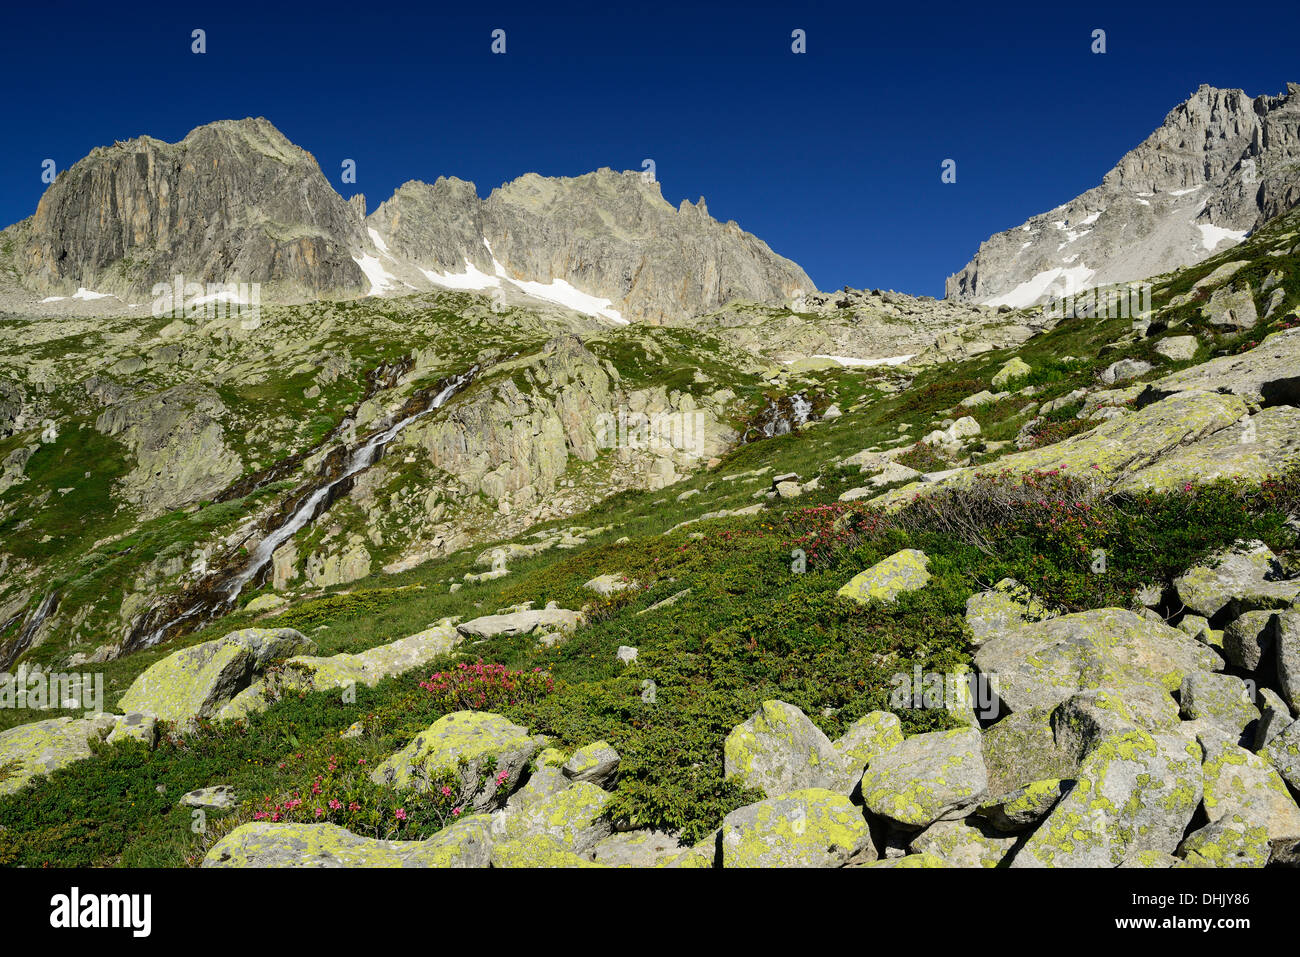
left=2, top=0, right=1296, bottom=297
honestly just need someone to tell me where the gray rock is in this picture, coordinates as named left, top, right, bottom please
left=1261, top=718, right=1300, bottom=791
left=180, top=785, right=237, bottom=810
left=724, top=700, right=851, bottom=796
left=1254, top=687, right=1294, bottom=750
left=1199, top=728, right=1300, bottom=861
left=1278, top=610, right=1300, bottom=711
left=859, top=728, right=987, bottom=828
left=1179, top=672, right=1260, bottom=742
left=719, top=789, right=874, bottom=867
left=1222, top=611, right=1278, bottom=672
left=562, top=740, right=620, bottom=787
left=909, top=817, right=1017, bottom=868
left=1012, top=730, right=1202, bottom=867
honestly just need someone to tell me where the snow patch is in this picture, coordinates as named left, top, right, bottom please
left=352, top=254, right=400, bottom=296
left=1170, top=185, right=1204, bottom=196
left=72, top=288, right=113, bottom=300
left=367, top=228, right=393, bottom=257
left=39, top=296, right=66, bottom=303
left=1197, top=223, right=1249, bottom=251
left=420, top=259, right=500, bottom=292
left=983, top=265, right=1096, bottom=309
left=803, top=353, right=915, bottom=368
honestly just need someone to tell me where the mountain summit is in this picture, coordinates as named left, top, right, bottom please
left=946, top=83, right=1300, bottom=306
left=0, top=118, right=812, bottom=322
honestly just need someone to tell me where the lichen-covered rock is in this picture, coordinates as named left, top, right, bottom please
left=455, top=607, right=584, bottom=639
left=991, top=357, right=1031, bottom=388
left=583, top=574, right=637, bottom=597
left=981, top=707, right=1077, bottom=796
left=973, top=608, right=1222, bottom=714
left=505, top=766, right=570, bottom=810
left=180, top=785, right=236, bottom=809
left=203, top=817, right=494, bottom=867
left=1178, top=818, right=1271, bottom=868
left=909, top=818, right=1017, bottom=867
left=837, top=549, right=930, bottom=605
left=1254, top=687, right=1294, bottom=750
left=493, top=780, right=614, bottom=854
left=1119, top=849, right=1180, bottom=868
left=964, top=578, right=1052, bottom=646
left=370, top=711, right=540, bottom=811
left=833, top=711, right=903, bottom=781
left=976, top=778, right=1066, bottom=832
left=1199, top=729, right=1300, bottom=861
left=859, top=727, right=987, bottom=828
left=1261, top=717, right=1300, bottom=792
left=118, top=628, right=315, bottom=724
left=489, top=835, right=600, bottom=868
left=658, top=839, right=718, bottom=868
left=1222, top=610, right=1278, bottom=673
left=724, top=700, right=851, bottom=796
left=1174, top=541, right=1297, bottom=620
left=1278, top=610, right=1300, bottom=711
left=590, top=829, right=683, bottom=867
left=719, top=788, right=873, bottom=867
left=864, top=852, right=948, bottom=868
left=562, top=740, right=620, bottom=787
left=1179, top=672, right=1260, bottom=742
left=1011, top=730, right=1202, bottom=868
left=105, top=711, right=157, bottom=747
left=0, top=714, right=116, bottom=797
left=217, top=624, right=462, bottom=720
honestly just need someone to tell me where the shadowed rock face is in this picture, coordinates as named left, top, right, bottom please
left=946, top=83, right=1300, bottom=307
left=17, top=117, right=368, bottom=299
left=366, top=169, right=814, bottom=323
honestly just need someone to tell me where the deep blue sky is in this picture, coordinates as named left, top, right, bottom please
left=2, top=1, right=1296, bottom=297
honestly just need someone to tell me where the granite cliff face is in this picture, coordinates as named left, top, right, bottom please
left=13, top=118, right=368, bottom=301
left=1, top=119, right=812, bottom=322
left=947, top=83, right=1300, bottom=307
left=366, top=171, right=813, bottom=323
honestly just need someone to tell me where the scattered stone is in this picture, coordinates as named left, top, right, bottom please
left=991, top=357, right=1031, bottom=389
left=180, top=785, right=236, bottom=810
left=1099, top=358, right=1153, bottom=385
left=1174, top=541, right=1298, bottom=620
left=965, top=578, right=1051, bottom=646
left=615, top=645, right=638, bottom=664
left=837, top=549, right=930, bottom=605
left=0, top=714, right=116, bottom=798
left=456, top=607, right=583, bottom=639
left=583, top=574, right=637, bottom=597
left=909, top=817, right=1017, bottom=867
left=1155, top=336, right=1198, bottom=362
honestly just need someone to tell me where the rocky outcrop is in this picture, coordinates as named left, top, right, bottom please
left=947, top=83, right=1300, bottom=306
left=367, top=171, right=812, bottom=323
left=15, top=117, right=367, bottom=300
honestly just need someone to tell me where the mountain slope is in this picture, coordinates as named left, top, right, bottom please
left=946, top=83, right=1300, bottom=307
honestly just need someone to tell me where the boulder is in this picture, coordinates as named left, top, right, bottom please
left=837, top=549, right=931, bottom=605
left=1222, top=611, right=1278, bottom=673
left=833, top=711, right=903, bottom=780
left=1099, top=358, right=1152, bottom=385
left=964, top=578, right=1051, bottom=646
left=1154, top=336, right=1198, bottom=362
left=1178, top=672, right=1260, bottom=742
left=370, top=711, right=540, bottom=811
left=203, top=817, right=494, bottom=867
left=1278, top=610, right=1300, bottom=711
left=1174, top=541, right=1296, bottom=620
left=976, top=779, right=1066, bottom=832
left=974, top=608, right=1222, bottom=714
left=991, top=357, right=1031, bottom=389
left=1178, top=819, right=1271, bottom=868
left=909, top=818, right=1017, bottom=868
left=118, top=628, right=316, bottom=724
left=1254, top=687, right=1294, bottom=750
left=719, top=789, right=874, bottom=867
left=1202, top=284, right=1258, bottom=330
left=105, top=711, right=157, bottom=747
left=1261, top=718, right=1300, bottom=792
left=590, top=830, right=684, bottom=867
left=583, top=574, right=637, bottom=597
left=180, top=785, right=236, bottom=810
left=456, top=607, right=584, bottom=639
left=981, top=707, right=1076, bottom=795
left=859, top=728, right=987, bottom=828
left=493, top=781, right=614, bottom=854
left=562, top=740, right=620, bottom=787
left=724, top=700, right=851, bottom=796
left=1200, top=729, right=1300, bottom=861
left=0, top=714, right=116, bottom=797
left=1012, top=730, right=1202, bottom=867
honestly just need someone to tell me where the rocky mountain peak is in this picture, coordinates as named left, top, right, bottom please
left=947, top=83, right=1300, bottom=307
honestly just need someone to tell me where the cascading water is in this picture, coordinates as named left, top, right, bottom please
left=126, top=367, right=477, bottom=651
left=744, top=392, right=815, bottom=442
